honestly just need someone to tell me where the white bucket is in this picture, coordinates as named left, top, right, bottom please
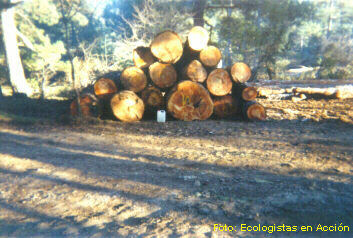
left=157, top=110, right=166, bottom=123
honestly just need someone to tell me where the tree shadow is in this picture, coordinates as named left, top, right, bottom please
left=0, top=130, right=352, bottom=236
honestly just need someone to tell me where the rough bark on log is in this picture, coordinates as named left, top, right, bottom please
left=110, top=91, right=145, bottom=122
left=70, top=93, right=100, bottom=117
left=213, top=95, right=238, bottom=118
left=242, top=101, right=266, bottom=121
left=206, top=69, right=233, bottom=96
left=199, top=45, right=222, bottom=68
left=230, top=62, right=252, bottom=83
left=149, top=62, right=177, bottom=89
left=120, top=66, right=147, bottom=93
left=182, top=60, right=207, bottom=83
left=133, top=46, right=155, bottom=68
left=150, top=31, right=183, bottom=64
left=167, top=81, right=213, bottom=121
left=187, top=26, right=209, bottom=51
left=94, top=78, right=118, bottom=99
left=293, top=87, right=353, bottom=99
left=141, top=86, right=165, bottom=111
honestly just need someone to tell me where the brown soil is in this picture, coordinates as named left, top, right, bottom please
left=0, top=95, right=352, bottom=237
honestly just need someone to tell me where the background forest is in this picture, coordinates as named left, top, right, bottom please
left=0, top=0, right=353, bottom=98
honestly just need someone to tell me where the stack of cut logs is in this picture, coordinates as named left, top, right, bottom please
left=70, top=26, right=266, bottom=122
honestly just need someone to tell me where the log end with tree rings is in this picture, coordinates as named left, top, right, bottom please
left=70, top=93, right=100, bottom=117
left=149, top=62, right=177, bottom=89
left=93, top=78, right=118, bottom=99
left=230, top=62, right=252, bottom=83
left=133, top=46, right=155, bottom=68
left=243, top=101, right=266, bottom=121
left=184, top=60, right=207, bottom=83
left=206, top=69, right=233, bottom=96
left=199, top=45, right=222, bottom=67
left=167, top=81, right=213, bottom=121
left=110, top=90, right=145, bottom=122
left=150, top=31, right=183, bottom=64
left=213, top=95, right=238, bottom=118
left=188, top=26, right=209, bottom=51
left=120, top=66, right=147, bottom=93
left=242, top=86, right=258, bottom=101
left=141, top=86, right=165, bottom=110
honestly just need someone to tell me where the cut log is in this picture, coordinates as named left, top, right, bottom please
left=167, top=81, right=213, bottom=121
left=93, top=78, right=117, bottom=119
left=141, top=86, right=165, bottom=110
left=206, top=69, right=233, bottom=96
left=199, top=45, right=222, bottom=68
left=293, top=87, right=353, bottom=99
left=242, top=101, right=266, bottom=121
left=187, top=26, right=209, bottom=51
left=110, top=91, right=145, bottom=122
left=257, top=87, right=286, bottom=98
left=183, top=60, right=207, bottom=83
left=150, top=31, right=183, bottom=64
left=133, top=46, right=155, bottom=68
left=149, top=62, right=177, bottom=89
left=70, top=93, right=100, bottom=117
left=230, top=62, right=252, bottom=83
left=335, top=86, right=353, bottom=99
left=233, top=84, right=257, bottom=101
left=120, top=66, right=147, bottom=93
left=94, top=78, right=118, bottom=99
left=213, top=95, right=238, bottom=118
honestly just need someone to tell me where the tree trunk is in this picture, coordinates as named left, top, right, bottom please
left=241, top=101, right=266, bottom=121
left=133, top=46, right=155, bottom=68
left=213, top=95, right=238, bottom=118
left=199, top=45, right=222, bottom=68
left=1, top=7, right=32, bottom=96
left=192, top=0, right=207, bottom=26
left=230, top=62, right=252, bottom=83
left=182, top=60, right=207, bottom=83
left=167, top=81, right=213, bottom=121
left=149, top=62, right=177, bottom=89
left=150, top=31, right=183, bottom=64
left=110, top=91, right=145, bottom=122
left=120, top=66, right=147, bottom=93
left=206, top=69, right=233, bottom=96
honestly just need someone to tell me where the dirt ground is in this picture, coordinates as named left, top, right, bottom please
left=0, top=95, right=352, bottom=237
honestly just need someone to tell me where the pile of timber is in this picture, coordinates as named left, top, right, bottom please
left=70, top=27, right=266, bottom=122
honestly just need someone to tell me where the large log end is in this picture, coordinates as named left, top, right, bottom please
left=243, top=102, right=266, bottom=121
left=120, top=66, right=147, bottom=93
left=94, top=78, right=118, bottom=99
left=150, top=31, right=183, bottom=64
left=230, top=62, right=252, bottom=83
left=149, top=62, right=177, bottom=89
left=167, top=81, right=213, bottom=121
left=184, top=60, right=207, bottom=83
left=200, top=45, right=222, bottom=67
left=188, top=26, right=209, bottom=51
left=133, top=46, right=155, bottom=68
left=111, top=91, right=145, bottom=122
left=207, top=69, right=233, bottom=96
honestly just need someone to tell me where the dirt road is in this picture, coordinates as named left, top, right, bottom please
left=0, top=97, right=352, bottom=237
